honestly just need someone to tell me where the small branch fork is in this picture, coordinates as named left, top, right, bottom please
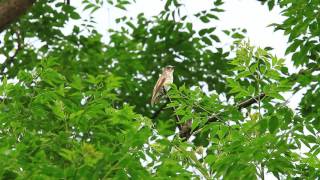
left=151, top=93, right=266, bottom=139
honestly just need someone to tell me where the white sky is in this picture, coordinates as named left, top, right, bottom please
left=74, top=0, right=303, bottom=112
left=1, top=0, right=303, bottom=111
left=86, top=0, right=288, bottom=56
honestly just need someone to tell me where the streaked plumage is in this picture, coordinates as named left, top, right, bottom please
left=151, top=65, right=174, bottom=106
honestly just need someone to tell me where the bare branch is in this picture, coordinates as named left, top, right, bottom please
left=237, top=93, right=266, bottom=110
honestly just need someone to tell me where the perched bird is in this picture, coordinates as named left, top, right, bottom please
left=151, top=65, right=175, bottom=106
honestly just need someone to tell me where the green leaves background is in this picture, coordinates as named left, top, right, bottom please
left=0, top=0, right=319, bottom=179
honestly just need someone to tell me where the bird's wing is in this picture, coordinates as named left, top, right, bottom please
left=151, top=75, right=166, bottom=106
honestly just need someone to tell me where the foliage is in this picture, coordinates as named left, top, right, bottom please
left=0, top=0, right=319, bottom=179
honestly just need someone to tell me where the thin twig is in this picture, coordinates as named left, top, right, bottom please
left=260, top=163, right=265, bottom=180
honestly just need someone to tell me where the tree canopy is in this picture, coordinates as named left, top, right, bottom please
left=0, top=0, right=319, bottom=179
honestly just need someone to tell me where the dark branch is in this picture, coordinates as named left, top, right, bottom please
left=237, top=93, right=265, bottom=110
left=207, top=93, right=266, bottom=123
left=65, top=0, right=70, bottom=5
left=181, top=93, right=267, bottom=139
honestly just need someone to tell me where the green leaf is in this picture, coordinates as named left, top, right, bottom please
left=186, top=23, right=193, bottom=32
left=268, top=116, right=279, bottom=133
left=202, top=37, right=212, bottom=45
left=209, top=34, right=220, bottom=42
left=236, top=71, right=251, bottom=79
left=231, top=32, right=245, bottom=39
left=206, top=13, right=219, bottom=20
left=222, top=30, right=230, bottom=35
left=59, top=148, right=77, bottom=162
left=200, top=16, right=210, bottom=23
left=259, top=118, right=268, bottom=133
left=50, top=100, right=65, bottom=119
left=70, top=75, right=83, bottom=90
left=165, top=0, right=172, bottom=10
left=268, top=92, right=285, bottom=101
left=191, top=120, right=200, bottom=131
left=285, top=39, right=301, bottom=55
left=70, top=11, right=81, bottom=20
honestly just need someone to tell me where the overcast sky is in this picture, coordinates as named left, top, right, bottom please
left=74, top=0, right=287, bottom=55
left=83, top=0, right=288, bottom=56
left=72, top=0, right=304, bottom=113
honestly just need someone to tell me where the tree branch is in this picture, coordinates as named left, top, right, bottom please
left=151, top=91, right=267, bottom=140
left=237, top=93, right=266, bottom=110
left=181, top=93, right=267, bottom=139
left=206, top=93, right=266, bottom=123
left=0, top=0, right=36, bottom=33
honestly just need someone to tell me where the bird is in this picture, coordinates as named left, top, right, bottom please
left=151, top=65, right=175, bottom=106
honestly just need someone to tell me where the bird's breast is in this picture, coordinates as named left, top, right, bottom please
left=166, top=76, right=173, bottom=84
left=163, top=74, right=173, bottom=92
